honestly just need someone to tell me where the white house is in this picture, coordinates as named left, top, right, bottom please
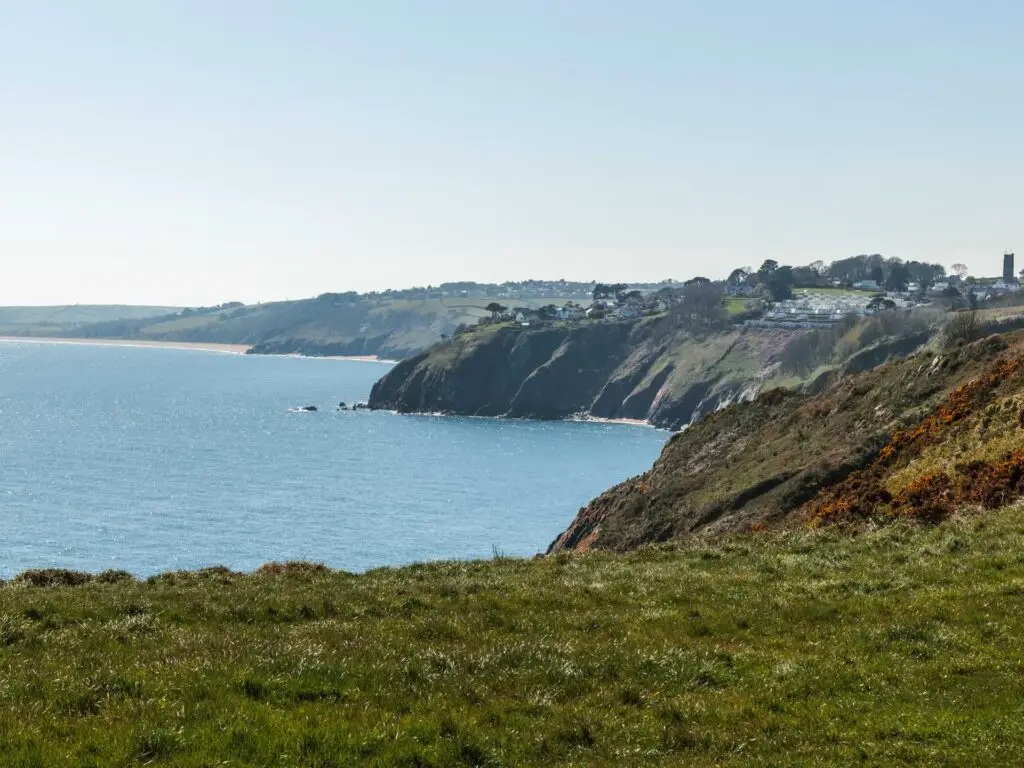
left=555, top=306, right=585, bottom=321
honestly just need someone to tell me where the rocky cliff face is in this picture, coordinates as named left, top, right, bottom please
left=549, top=332, right=1024, bottom=553
left=369, top=319, right=801, bottom=430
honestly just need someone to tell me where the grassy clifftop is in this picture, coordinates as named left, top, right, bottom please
left=3, top=511, right=1024, bottom=766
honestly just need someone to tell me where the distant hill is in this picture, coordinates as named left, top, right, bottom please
left=0, top=281, right=669, bottom=359
left=0, top=305, right=182, bottom=336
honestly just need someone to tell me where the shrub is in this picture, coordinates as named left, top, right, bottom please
left=945, top=310, right=982, bottom=348
left=255, top=561, right=330, bottom=577
left=12, top=569, right=93, bottom=588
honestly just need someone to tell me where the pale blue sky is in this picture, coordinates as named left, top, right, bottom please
left=1, top=1, right=1021, bottom=305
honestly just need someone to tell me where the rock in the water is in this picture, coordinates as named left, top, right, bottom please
left=338, top=402, right=347, bottom=409
left=299, top=405, right=318, bottom=412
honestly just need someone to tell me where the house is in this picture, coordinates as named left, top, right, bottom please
left=555, top=306, right=585, bottom=321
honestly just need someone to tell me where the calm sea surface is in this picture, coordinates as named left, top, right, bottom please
left=0, top=341, right=668, bottom=576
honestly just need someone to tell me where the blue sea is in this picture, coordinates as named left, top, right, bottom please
left=0, top=340, right=668, bottom=577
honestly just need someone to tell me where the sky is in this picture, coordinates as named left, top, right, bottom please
left=1, top=1, right=1022, bottom=306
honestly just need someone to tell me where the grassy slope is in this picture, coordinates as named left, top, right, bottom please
left=553, top=332, right=1024, bottom=553
left=3, top=512, right=1024, bottom=766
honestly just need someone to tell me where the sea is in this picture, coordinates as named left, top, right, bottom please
left=0, top=340, right=669, bottom=577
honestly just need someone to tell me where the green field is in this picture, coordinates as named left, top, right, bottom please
left=724, top=297, right=749, bottom=314
left=3, top=509, right=1024, bottom=766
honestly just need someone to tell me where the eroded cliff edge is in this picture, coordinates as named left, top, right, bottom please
left=368, top=319, right=797, bottom=430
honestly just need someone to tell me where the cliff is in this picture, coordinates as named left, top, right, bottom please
left=550, top=331, right=1024, bottom=552
left=369, top=319, right=803, bottom=430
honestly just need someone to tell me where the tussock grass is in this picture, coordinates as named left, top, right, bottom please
left=3, top=516, right=1024, bottom=765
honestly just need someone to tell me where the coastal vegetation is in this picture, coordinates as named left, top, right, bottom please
left=4, top=509, right=1024, bottom=766
left=550, top=329, right=1024, bottom=553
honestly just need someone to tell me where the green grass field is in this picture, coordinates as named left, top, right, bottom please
left=724, top=297, right=749, bottom=314
left=3, top=509, right=1024, bottom=766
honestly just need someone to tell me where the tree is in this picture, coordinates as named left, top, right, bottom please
left=869, top=265, right=884, bottom=285
left=792, top=266, right=826, bottom=288
left=671, top=282, right=728, bottom=335
left=485, top=302, right=507, bottom=318
left=765, top=266, right=795, bottom=302
left=867, top=296, right=897, bottom=312
left=905, top=260, right=944, bottom=291
left=684, top=276, right=711, bottom=286
left=758, top=259, right=779, bottom=277
left=885, top=263, right=911, bottom=292
left=945, top=309, right=980, bottom=348
left=726, top=268, right=749, bottom=286
left=951, top=263, right=970, bottom=280
left=809, top=260, right=826, bottom=275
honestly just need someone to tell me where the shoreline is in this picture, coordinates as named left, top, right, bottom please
left=0, top=336, right=398, bottom=362
left=394, top=409, right=665, bottom=430
left=0, top=336, right=250, bottom=354
left=282, top=352, right=399, bottom=364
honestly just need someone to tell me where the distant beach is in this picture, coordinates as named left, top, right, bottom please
left=0, top=336, right=396, bottom=362
left=0, top=336, right=250, bottom=354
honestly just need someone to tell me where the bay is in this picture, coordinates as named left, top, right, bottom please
left=0, top=341, right=668, bottom=576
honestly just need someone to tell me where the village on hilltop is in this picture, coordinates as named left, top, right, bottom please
left=461, top=252, right=1020, bottom=333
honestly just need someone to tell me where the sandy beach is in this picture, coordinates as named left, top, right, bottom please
left=0, top=336, right=250, bottom=354
left=0, top=336, right=397, bottom=362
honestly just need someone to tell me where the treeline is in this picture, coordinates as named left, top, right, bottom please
left=722, top=255, right=947, bottom=301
